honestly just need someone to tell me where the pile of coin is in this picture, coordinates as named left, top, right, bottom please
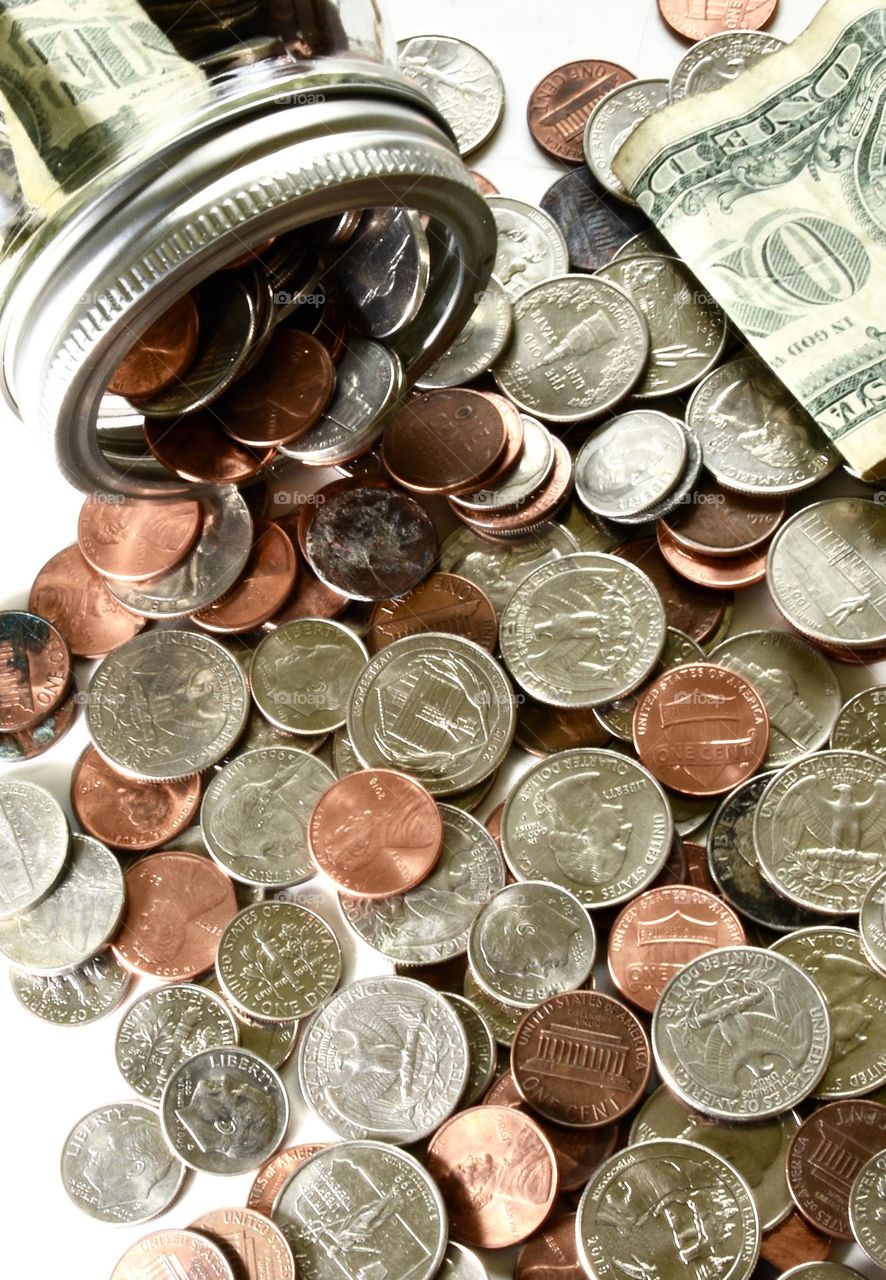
left=6, top=9, right=886, bottom=1280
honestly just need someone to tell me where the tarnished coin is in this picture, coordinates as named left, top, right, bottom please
left=860, top=871, right=886, bottom=975
left=368, top=572, right=498, bottom=654
left=250, top=619, right=367, bottom=736
left=438, top=522, right=578, bottom=613
left=346, top=633, right=515, bottom=795
left=670, top=30, right=785, bottom=101
left=87, top=629, right=249, bottom=780
left=494, top=275, right=648, bottom=420
left=630, top=1085, right=798, bottom=1231
left=447, top=992, right=497, bottom=1107
left=328, top=207, right=428, bottom=338
left=463, top=968, right=523, bottom=1046
left=338, top=804, right=504, bottom=963
left=161, top=1046, right=288, bottom=1175
left=297, top=974, right=469, bottom=1142
left=189, top=1207, right=295, bottom=1280
left=0, top=683, right=78, bottom=764
left=661, top=479, right=786, bottom=557
left=217, top=901, right=341, bottom=1022
left=500, top=747, right=672, bottom=908
left=499, top=553, right=666, bottom=708
left=11, top=950, right=131, bottom=1026
left=613, top=534, right=730, bottom=645
left=274, top=1140, right=447, bottom=1280
left=528, top=60, right=635, bottom=163
left=0, top=610, right=71, bottom=730
left=487, top=197, right=569, bottom=300
left=786, top=1099, right=886, bottom=1239
left=116, top=983, right=239, bottom=1102
left=770, top=926, right=886, bottom=1098
left=583, top=79, right=670, bottom=201
left=687, top=355, right=839, bottom=494
left=575, top=410, right=687, bottom=519
left=467, top=881, right=596, bottom=1008
left=384, top=388, right=508, bottom=496
left=201, top=746, right=335, bottom=886
left=0, top=779, right=69, bottom=920
left=62, top=1100, right=186, bottom=1225
left=849, top=1148, right=886, bottom=1267
left=201, top=971, right=297, bottom=1070
left=831, top=687, right=886, bottom=757
left=540, top=165, right=649, bottom=272
left=595, top=627, right=704, bottom=743
left=575, top=1139, right=760, bottom=1280
left=110, top=1230, right=234, bottom=1280
left=516, top=696, right=611, bottom=755
left=417, top=276, right=512, bottom=389
left=398, top=35, right=504, bottom=155
left=0, top=834, right=124, bottom=974
left=651, top=946, right=832, bottom=1119
left=754, top=750, right=886, bottom=915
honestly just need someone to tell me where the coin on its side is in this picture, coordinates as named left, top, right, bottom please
left=116, top=983, right=239, bottom=1102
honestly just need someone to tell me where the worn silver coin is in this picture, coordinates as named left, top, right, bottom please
left=329, top=208, right=428, bottom=339
left=860, top=870, right=886, bottom=976
left=583, top=79, right=670, bottom=202
left=575, top=410, right=688, bottom=519
left=200, top=971, right=297, bottom=1070
left=849, top=1148, right=886, bottom=1269
left=0, top=779, right=69, bottom=920
left=669, top=31, right=785, bottom=102
left=446, top=993, right=497, bottom=1107
left=450, top=415, right=554, bottom=515
left=438, top=522, right=578, bottom=613
left=115, top=983, right=239, bottom=1103
left=398, top=34, right=505, bottom=156
left=595, top=627, right=704, bottom=742
left=11, top=950, right=131, bottom=1026
left=831, top=686, right=886, bottom=757
left=297, top=974, right=469, bottom=1142
left=486, top=197, right=569, bottom=300
left=250, top=619, right=367, bottom=737
left=417, top=276, right=513, bottom=389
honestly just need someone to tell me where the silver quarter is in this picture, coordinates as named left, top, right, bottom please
left=831, top=686, right=886, bottom=757
left=11, top=950, right=131, bottom=1026
left=446, top=993, right=497, bottom=1107
left=398, top=35, right=505, bottom=156
left=669, top=31, right=785, bottom=102
left=575, top=410, right=687, bottom=519
left=486, top=197, right=569, bottom=299
left=583, top=79, right=670, bottom=202
left=200, top=970, right=297, bottom=1070
left=329, top=208, right=429, bottom=339
left=450, top=415, right=554, bottom=515
left=417, top=276, right=513, bottom=389
left=115, top=983, right=239, bottom=1102
left=250, top=619, right=367, bottom=736
left=438, top=521, right=578, bottom=613
left=595, top=627, right=704, bottom=742
left=297, top=974, right=469, bottom=1142
left=0, top=779, right=69, bottom=920
left=849, top=1148, right=886, bottom=1269
left=860, top=870, right=886, bottom=976
left=462, top=968, right=523, bottom=1046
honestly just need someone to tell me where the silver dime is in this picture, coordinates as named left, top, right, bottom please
left=107, top=488, right=253, bottom=618
left=831, top=686, right=886, bottom=757
left=297, top=974, right=469, bottom=1142
left=467, top=880, right=595, bottom=1007
left=331, top=724, right=361, bottom=776
left=398, top=34, right=504, bottom=156
left=329, top=208, right=429, bottom=339
left=88, top=629, right=249, bottom=780
left=201, top=746, right=336, bottom=886
left=346, top=633, right=515, bottom=795
left=499, top=552, right=666, bottom=707
left=596, top=255, right=727, bottom=397
left=417, top=276, right=513, bottom=390
left=501, top=747, right=673, bottom=908
left=687, top=355, right=839, bottom=495
left=753, top=750, right=886, bottom=915
left=767, top=497, right=886, bottom=646
left=0, top=834, right=124, bottom=974
left=115, top=983, right=239, bottom=1102
left=450, top=415, right=554, bottom=515
left=250, top=619, right=367, bottom=736
left=494, top=274, right=649, bottom=420
left=161, top=1046, right=288, bottom=1175
left=438, top=522, right=579, bottom=613
left=446, top=993, right=497, bottom=1107
left=575, top=410, right=687, bottom=519
left=439, top=1242, right=488, bottom=1280
left=61, top=1100, right=186, bottom=1225
left=217, top=901, right=341, bottom=1022
left=576, top=1138, right=760, bottom=1280
left=595, top=627, right=704, bottom=742
left=273, top=1139, right=447, bottom=1280
left=583, top=79, right=670, bottom=202
left=708, top=630, right=841, bottom=767
left=609, top=417, right=704, bottom=528
left=849, top=1148, right=886, bottom=1269
left=0, top=779, right=69, bottom=919
left=463, top=968, right=523, bottom=1046
left=338, top=804, right=504, bottom=964
left=11, top=950, right=131, bottom=1026
left=200, top=970, right=297, bottom=1069
left=860, top=870, right=886, bottom=975
left=651, top=946, right=832, bottom=1120
left=486, top=197, right=569, bottom=300
left=669, top=31, right=785, bottom=102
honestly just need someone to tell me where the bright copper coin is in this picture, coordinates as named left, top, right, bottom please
left=189, top=1207, right=295, bottom=1280
left=659, top=0, right=778, bottom=41
left=29, top=545, right=146, bottom=659
left=607, top=885, right=746, bottom=1013
left=426, top=1105, right=559, bottom=1248
left=110, top=1229, right=234, bottom=1280
left=308, top=769, right=443, bottom=897
left=660, top=482, right=786, bottom=558
left=77, top=494, right=202, bottom=582
left=633, top=662, right=770, bottom=797
left=656, top=522, right=769, bottom=589
left=0, top=682, right=78, bottom=764
left=528, top=61, right=635, bottom=163
left=0, top=610, right=71, bottom=730
left=786, top=1099, right=886, bottom=1240
left=469, top=169, right=499, bottom=195
left=613, top=537, right=729, bottom=645
left=759, top=1211, right=832, bottom=1271
left=113, top=851, right=238, bottom=980
left=247, top=1143, right=328, bottom=1217
left=511, top=990, right=650, bottom=1129
left=144, top=412, right=275, bottom=484
left=219, top=329, right=336, bottom=447
left=457, top=436, right=574, bottom=537
left=192, top=519, right=298, bottom=634
left=515, top=697, right=611, bottom=756
left=516, top=1213, right=585, bottom=1280
left=368, top=572, right=498, bottom=654
left=107, top=293, right=200, bottom=400
left=71, top=746, right=201, bottom=852
left=382, top=388, right=509, bottom=495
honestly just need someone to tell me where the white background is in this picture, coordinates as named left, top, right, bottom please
left=0, top=0, right=880, bottom=1277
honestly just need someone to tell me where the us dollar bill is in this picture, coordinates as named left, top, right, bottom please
left=614, top=0, right=886, bottom=479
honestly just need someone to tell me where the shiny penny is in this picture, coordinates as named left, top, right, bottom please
left=247, top=1143, right=328, bottom=1217
left=71, top=745, right=201, bottom=851
left=29, top=544, right=145, bottom=658
left=516, top=1213, right=585, bottom=1280
left=383, top=388, right=508, bottom=495
left=659, top=0, right=779, bottom=41
left=110, top=1229, right=234, bottom=1280
left=786, top=1099, right=886, bottom=1239
left=144, top=411, right=275, bottom=485
left=368, top=572, right=498, bottom=654
left=192, top=519, right=297, bottom=633
left=108, top=293, right=200, bottom=400
left=77, top=494, right=202, bottom=581
left=528, top=61, right=635, bottom=163
left=0, top=610, right=71, bottom=729
left=220, top=329, right=336, bottom=447
left=189, top=1207, right=295, bottom=1280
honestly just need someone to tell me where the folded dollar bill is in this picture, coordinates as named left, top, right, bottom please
left=614, top=0, right=886, bottom=479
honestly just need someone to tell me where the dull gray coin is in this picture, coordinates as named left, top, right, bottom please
left=831, top=686, right=886, bottom=757
left=0, top=779, right=69, bottom=920
left=11, top=950, right=131, bottom=1026
left=583, top=79, right=670, bottom=202
left=398, top=35, right=505, bottom=156
left=250, top=619, right=367, bottom=736
left=486, top=197, right=569, bottom=299
left=115, top=983, right=239, bottom=1103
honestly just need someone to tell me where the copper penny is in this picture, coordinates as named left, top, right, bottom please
left=219, top=329, right=336, bottom=447
left=633, top=662, right=770, bottom=796
left=786, top=1099, right=886, bottom=1240
left=262, top=513, right=348, bottom=624
left=110, top=1229, right=234, bottom=1280
left=368, top=572, right=498, bottom=654
left=759, top=1211, right=832, bottom=1271
left=515, top=697, right=611, bottom=756
left=456, top=435, right=574, bottom=537
left=607, top=885, right=746, bottom=1013
left=453, top=394, right=525, bottom=496
left=77, top=494, right=202, bottom=582
left=71, top=746, right=201, bottom=852
left=613, top=537, right=729, bottom=645
left=0, top=682, right=78, bottom=763
left=144, top=412, right=275, bottom=484
left=528, top=61, right=635, bottom=163
left=189, top=1207, right=295, bottom=1280
left=485, top=802, right=504, bottom=847
left=107, top=293, right=200, bottom=400
left=29, top=545, right=145, bottom=659
left=469, top=169, right=499, bottom=195
left=0, top=610, right=71, bottom=730
left=383, top=388, right=508, bottom=495
left=659, top=0, right=778, bottom=42
left=192, top=518, right=297, bottom=634
left=426, top=1105, right=559, bottom=1248
left=511, top=990, right=650, bottom=1129
left=660, top=481, right=785, bottom=558
left=113, top=851, right=238, bottom=979
left=308, top=300, right=349, bottom=364
left=308, top=769, right=443, bottom=897
left=516, top=1213, right=585, bottom=1280
left=656, top=522, right=769, bottom=589
left=247, top=1143, right=328, bottom=1217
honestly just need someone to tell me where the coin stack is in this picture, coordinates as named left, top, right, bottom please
left=4, top=8, right=886, bottom=1280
